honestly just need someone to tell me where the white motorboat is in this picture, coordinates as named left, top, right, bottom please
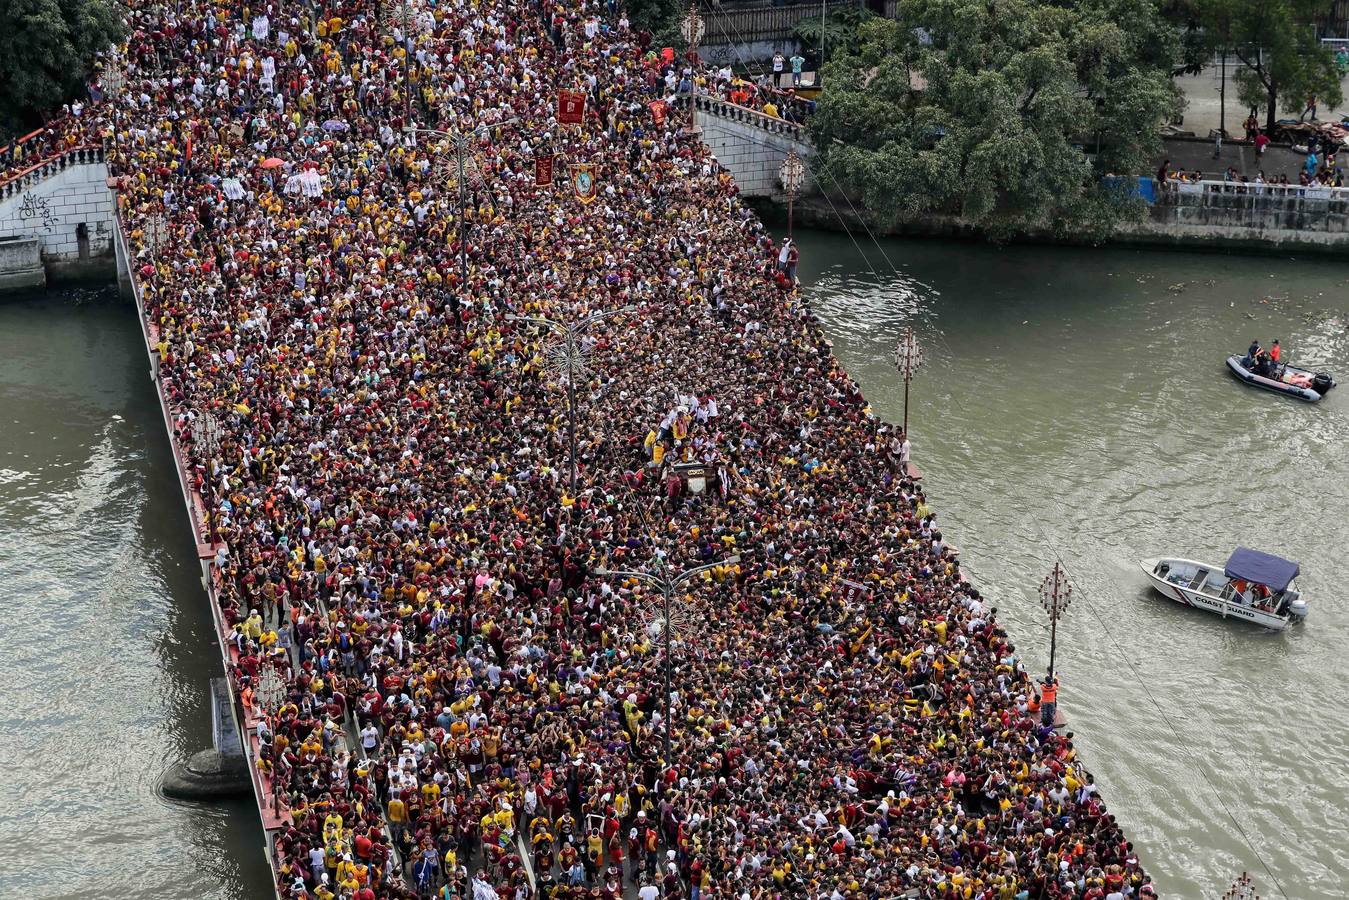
left=1139, top=547, right=1308, bottom=631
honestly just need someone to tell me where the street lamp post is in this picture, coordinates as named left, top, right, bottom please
left=392, top=0, right=429, bottom=123
left=1222, top=873, right=1260, bottom=900
left=255, top=662, right=287, bottom=814
left=1039, top=561, right=1073, bottom=682
left=779, top=151, right=806, bottom=239
left=680, top=3, right=706, bottom=134
left=405, top=119, right=519, bottom=320
left=145, top=212, right=168, bottom=253
left=594, top=554, right=740, bottom=759
left=191, top=410, right=223, bottom=546
left=509, top=306, right=636, bottom=496
left=893, top=326, right=924, bottom=435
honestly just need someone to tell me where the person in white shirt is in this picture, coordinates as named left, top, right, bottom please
left=360, top=723, right=380, bottom=752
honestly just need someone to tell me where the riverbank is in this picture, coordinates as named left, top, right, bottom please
left=761, top=188, right=1349, bottom=257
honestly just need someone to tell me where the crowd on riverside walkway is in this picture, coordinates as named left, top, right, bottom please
left=53, top=0, right=1153, bottom=898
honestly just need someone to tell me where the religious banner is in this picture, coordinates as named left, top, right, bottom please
left=534, top=154, right=554, bottom=187
left=649, top=100, right=667, bottom=126
left=557, top=90, right=586, bottom=125
left=839, top=579, right=872, bottom=605
left=571, top=163, right=598, bottom=204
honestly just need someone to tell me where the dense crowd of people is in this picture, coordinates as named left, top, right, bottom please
left=46, top=0, right=1154, bottom=897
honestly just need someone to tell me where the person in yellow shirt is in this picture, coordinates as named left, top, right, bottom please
left=387, top=794, right=408, bottom=838
left=244, top=609, right=264, bottom=640
left=323, top=811, right=344, bottom=842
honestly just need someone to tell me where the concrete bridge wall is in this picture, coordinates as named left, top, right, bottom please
left=690, top=96, right=815, bottom=198
left=0, top=147, right=121, bottom=285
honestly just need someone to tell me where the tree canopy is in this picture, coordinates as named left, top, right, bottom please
left=1179, top=0, right=1343, bottom=131
left=809, top=0, right=1180, bottom=238
left=0, top=0, right=123, bottom=139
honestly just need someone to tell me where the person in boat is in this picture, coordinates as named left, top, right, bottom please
left=1270, top=339, right=1281, bottom=365
left=1254, top=349, right=1274, bottom=377
left=1243, top=339, right=1260, bottom=369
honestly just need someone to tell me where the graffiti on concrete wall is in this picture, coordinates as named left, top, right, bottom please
left=17, top=192, right=60, bottom=233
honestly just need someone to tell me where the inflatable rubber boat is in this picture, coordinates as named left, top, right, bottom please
left=1226, top=355, right=1334, bottom=402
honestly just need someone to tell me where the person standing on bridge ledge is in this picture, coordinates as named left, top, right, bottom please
left=790, top=52, right=805, bottom=87
left=1041, top=674, right=1059, bottom=726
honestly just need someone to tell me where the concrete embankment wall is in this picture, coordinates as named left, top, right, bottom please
left=0, top=148, right=120, bottom=287
left=768, top=192, right=1349, bottom=257
left=0, top=236, right=45, bottom=290
left=1129, top=187, right=1349, bottom=254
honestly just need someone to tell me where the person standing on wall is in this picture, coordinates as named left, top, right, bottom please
left=1040, top=675, right=1059, bottom=727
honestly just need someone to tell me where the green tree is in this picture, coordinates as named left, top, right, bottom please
left=1189, top=0, right=1342, bottom=130
left=792, top=6, right=875, bottom=62
left=0, top=0, right=124, bottom=139
left=626, top=0, right=679, bottom=35
left=809, top=0, right=1179, bottom=238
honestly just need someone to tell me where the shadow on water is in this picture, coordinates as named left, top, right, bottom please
left=794, top=232, right=1349, bottom=898
left=0, top=289, right=272, bottom=900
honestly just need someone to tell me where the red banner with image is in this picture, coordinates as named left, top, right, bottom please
left=557, top=90, right=586, bottom=125
left=535, top=154, right=554, bottom=187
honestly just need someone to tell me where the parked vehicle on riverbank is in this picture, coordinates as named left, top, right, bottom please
left=1226, top=354, right=1333, bottom=402
left=1140, top=548, right=1308, bottom=630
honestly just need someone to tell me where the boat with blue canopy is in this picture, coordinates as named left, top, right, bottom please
left=1139, top=547, right=1308, bottom=630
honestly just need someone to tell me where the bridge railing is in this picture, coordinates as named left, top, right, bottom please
left=681, top=94, right=809, bottom=141
left=1156, top=178, right=1349, bottom=203
left=0, top=146, right=106, bottom=201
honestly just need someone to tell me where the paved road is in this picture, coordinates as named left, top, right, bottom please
left=1174, top=57, right=1349, bottom=136
left=1154, top=138, right=1312, bottom=183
